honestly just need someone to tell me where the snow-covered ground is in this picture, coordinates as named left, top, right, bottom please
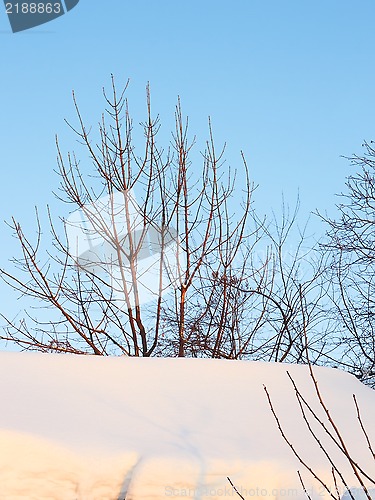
left=0, top=352, right=374, bottom=499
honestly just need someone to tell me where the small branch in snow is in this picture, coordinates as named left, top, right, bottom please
left=227, top=476, right=246, bottom=500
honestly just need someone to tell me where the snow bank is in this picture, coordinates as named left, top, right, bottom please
left=0, top=353, right=374, bottom=499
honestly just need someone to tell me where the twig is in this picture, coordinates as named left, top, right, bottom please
left=353, top=394, right=375, bottom=461
left=227, top=476, right=246, bottom=500
left=298, top=471, right=313, bottom=500
left=264, top=384, right=338, bottom=499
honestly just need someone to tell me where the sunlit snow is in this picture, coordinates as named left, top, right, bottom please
left=0, top=353, right=374, bottom=499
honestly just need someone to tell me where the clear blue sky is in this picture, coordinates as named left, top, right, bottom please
left=1, top=0, right=375, bottom=317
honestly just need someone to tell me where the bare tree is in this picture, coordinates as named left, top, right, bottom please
left=0, top=77, right=257, bottom=356
left=160, top=197, right=330, bottom=362
left=318, top=140, right=375, bottom=385
left=0, top=77, right=328, bottom=360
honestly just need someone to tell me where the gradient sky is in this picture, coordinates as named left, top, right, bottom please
left=1, top=0, right=375, bottom=319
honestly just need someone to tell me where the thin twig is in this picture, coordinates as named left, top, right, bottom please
left=227, top=477, right=246, bottom=500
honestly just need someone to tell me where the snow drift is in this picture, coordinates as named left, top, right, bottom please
left=0, top=352, right=374, bottom=499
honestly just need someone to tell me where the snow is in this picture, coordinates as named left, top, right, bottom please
left=0, top=352, right=374, bottom=499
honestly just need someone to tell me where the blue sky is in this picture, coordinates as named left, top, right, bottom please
left=1, top=0, right=375, bottom=317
